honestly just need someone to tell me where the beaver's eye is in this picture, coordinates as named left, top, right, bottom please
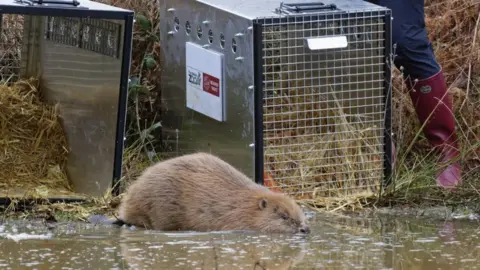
left=280, top=213, right=289, bottom=220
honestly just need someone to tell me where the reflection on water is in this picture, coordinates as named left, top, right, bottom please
left=0, top=211, right=479, bottom=269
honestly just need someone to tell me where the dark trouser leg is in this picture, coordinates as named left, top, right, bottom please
left=369, top=0, right=461, bottom=188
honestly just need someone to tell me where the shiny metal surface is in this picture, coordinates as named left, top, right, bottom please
left=0, top=0, right=133, bottom=199
left=160, top=0, right=257, bottom=178
left=38, top=20, right=125, bottom=197
left=16, top=15, right=126, bottom=197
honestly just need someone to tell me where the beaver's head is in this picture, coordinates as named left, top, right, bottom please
left=253, top=192, right=310, bottom=234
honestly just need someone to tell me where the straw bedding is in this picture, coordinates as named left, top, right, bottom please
left=0, top=79, right=74, bottom=198
left=263, top=100, right=384, bottom=200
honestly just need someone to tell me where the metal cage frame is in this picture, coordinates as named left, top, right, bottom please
left=159, top=0, right=393, bottom=198
left=0, top=0, right=134, bottom=204
left=252, top=8, right=394, bottom=190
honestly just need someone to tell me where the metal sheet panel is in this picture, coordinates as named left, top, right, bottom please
left=38, top=17, right=125, bottom=197
left=159, top=0, right=257, bottom=178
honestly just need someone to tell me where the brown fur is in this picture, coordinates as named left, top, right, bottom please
left=117, top=152, right=310, bottom=234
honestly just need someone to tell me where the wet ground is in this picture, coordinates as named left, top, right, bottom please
left=0, top=208, right=479, bottom=269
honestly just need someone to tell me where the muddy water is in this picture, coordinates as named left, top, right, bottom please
left=0, top=210, right=479, bottom=269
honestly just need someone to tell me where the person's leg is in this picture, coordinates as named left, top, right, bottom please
left=364, top=1, right=400, bottom=170
left=370, top=0, right=461, bottom=188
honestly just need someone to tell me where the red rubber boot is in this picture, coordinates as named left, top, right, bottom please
left=406, top=70, right=462, bottom=189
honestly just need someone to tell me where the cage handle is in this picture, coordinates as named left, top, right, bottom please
left=37, top=0, right=80, bottom=6
left=14, top=0, right=80, bottom=6
left=279, top=2, right=337, bottom=13
left=304, top=35, right=348, bottom=51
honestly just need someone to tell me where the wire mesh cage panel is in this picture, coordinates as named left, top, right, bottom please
left=261, top=11, right=389, bottom=198
left=0, top=0, right=133, bottom=201
left=45, top=16, right=122, bottom=58
left=159, top=0, right=392, bottom=200
left=0, top=14, right=23, bottom=82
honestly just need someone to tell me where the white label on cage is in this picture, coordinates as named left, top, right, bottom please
left=304, top=36, right=348, bottom=50
left=185, top=42, right=225, bottom=122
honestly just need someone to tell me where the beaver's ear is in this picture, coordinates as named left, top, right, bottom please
left=258, top=198, right=268, bottom=210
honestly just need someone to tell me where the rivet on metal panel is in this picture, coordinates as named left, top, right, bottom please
left=235, top=56, right=244, bottom=61
left=167, top=8, right=176, bottom=13
left=248, top=85, right=254, bottom=90
left=249, top=143, right=255, bottom=148
left=234, top=33, right=244, bottom=37
left=247, top=26, right=253, bottom=31
left=202, top=44, right=210, bottom=48
left=168, top=31, right=175, bottom=36
left=202, top=20, right=210, bottom=25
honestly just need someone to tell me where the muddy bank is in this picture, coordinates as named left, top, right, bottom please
left=2, top=202, right=479, bottom=229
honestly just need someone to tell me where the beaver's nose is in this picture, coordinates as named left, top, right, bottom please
left=299, top=224, right=310, bottom=234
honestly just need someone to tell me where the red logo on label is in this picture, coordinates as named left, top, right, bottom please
left=202, top=73, right=220, bottom=97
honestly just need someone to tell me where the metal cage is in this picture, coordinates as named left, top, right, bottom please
left=159, top=0, right=393, bottom=199
left=0, top=0, right=134, bottom=202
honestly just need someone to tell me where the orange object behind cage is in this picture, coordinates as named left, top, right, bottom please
left=263, top=172, right=281, bottom=193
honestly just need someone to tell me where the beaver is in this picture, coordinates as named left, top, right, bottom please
left=115, top=152, right=310, bottom=234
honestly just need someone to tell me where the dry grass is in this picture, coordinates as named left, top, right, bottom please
left=0, top=78, right=74, bottom=199
left=0, top=14, right=23, bottom=82
left=380, top=0, right=480, bottom=206
left=97, top=0, right=162, bottom=149
left=263, top=93, right=384, bottom=199
left=94, top=0, right=164, bottom=187
left=0, top=144, right=146, bottom=222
